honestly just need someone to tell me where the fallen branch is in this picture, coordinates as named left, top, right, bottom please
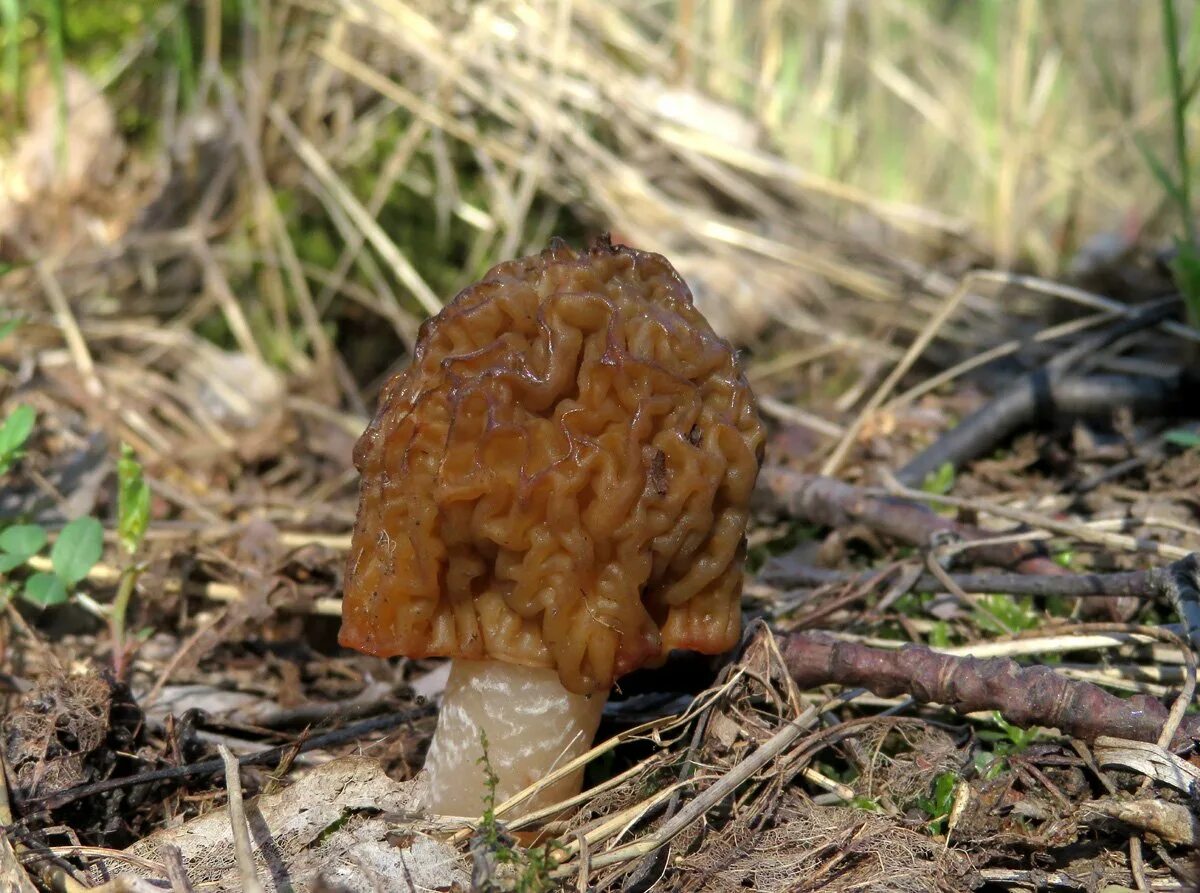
left=759, top=469, right=1062, bottom=574
left=898, top=373, right=1189, bottom=489
left=894, top=299, right=1187, bottom=487
left=781, top=631, right=1199, bottom=748
left=762, top=558, right=1194, bottom=602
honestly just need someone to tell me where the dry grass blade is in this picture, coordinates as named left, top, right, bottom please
left=30, top=257, right=102, bottom=398
left=822, top=274, right=970, bottom=475
left=578, top=706, right=818, bottom=870
left=217, top=745, right=266, bottom=893
left=266, top=102, right=441, bottom=316
left=880, top=472, right=1194, bottom=560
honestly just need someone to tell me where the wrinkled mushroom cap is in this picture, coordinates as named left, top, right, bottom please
left=340, top=238, right=765, bottom=694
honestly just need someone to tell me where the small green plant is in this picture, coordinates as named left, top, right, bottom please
left=1052, top=548, right=1077, bottom=569
left=108, top=442, right=151, bottom=675
left=912, top=771, right=959, bottom=836
left=0, top=402, right=35, bottom=474
left=973, top=711, right=1042, bottom=779
left=475, top=732, right=558, bottom=893
left=973, top=594, right=1039, bottom=635
left=927, top=619, right=954, bottom=649
left=0, top=401, right=105, bottom=607
left=0, top=405, right=151, bottom=674
left=891, top=590, right=935, bottom=618
left=920, top=462, right=956, bottom=497
left=0, top=516, right=103, bottom=608
left=921, top=462, right=958, bottom=516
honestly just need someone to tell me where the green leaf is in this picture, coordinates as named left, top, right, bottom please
left=0, top=524, right=47, bottom=561
left=1053, top=549, right=1076, bottom=569
left=928, top=620, right=953, bottom=649
left=50, top=516, right=103, bottom=586
left=1169, top=243, right=1200, bottom=328
left=975, top=594, right=1039, bottom=634
left=23, top=571, right=68, bottom=606
left=920, top=461, right=956, bottom=496
left=0, top=316, right=20, bottom=342
left=0, top=553, right=28, bottom=572
left=991, top=711, right=1040, bottom=750
left=1164, top=428, right=1200, bottom=449
left=973, top=749, right=998, bottom=778
left=116, top=443, right=150, bottom=556
left=1135, top=134, right=1186, bottom=209
left=0, top=403, right=35, bottom=471
left=931, top=772, right=957, bottom=814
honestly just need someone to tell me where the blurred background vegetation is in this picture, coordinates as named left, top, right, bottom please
left=0, top=0, right=1196, bottom=405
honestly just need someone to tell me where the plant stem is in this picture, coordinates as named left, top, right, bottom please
left=1163, top=0, right=1195, bottom=246
left=45, top=0, right=67, bottom=172
left=0, top=0, right=20, bottom=130
left=109, top=563, right=144, bottom=679
left=170, top=0, right=196, bottom=109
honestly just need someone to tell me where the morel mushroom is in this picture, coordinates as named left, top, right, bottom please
left=340, top=237, right=764, bottom=817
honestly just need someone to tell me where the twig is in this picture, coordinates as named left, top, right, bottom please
left=822, top=271, right=970, bottom=475
left=762, top=560, right=1191, bottom=601
left=218, top=745, right=265, bottom=893
left=962, top=270, right=1200, bottom=345
left=23, top=554, right=343, bottom=618
left=46, top=875, right=164, bottom=893
left=895, top=297, right=1185, bottom=485
left=773, top=565, right=897, bottom=631
left=0, top=749, right=13, bottom=826
left=781, top=630, right=1199, bottom=747
left=620, top=659, right=728, bottom=891
left=575, top=703, right=821, bottom=871
left=160, top=845, right=195, bottom=893
left=882, top=308, right=1119, bottom=413
left=878, top=473, right=1194, bottom=561
left=1156, top=554, right=1200, bottom=651
left=1129, top=835, right=1148, bottom=893
left=848, top=627, right=1185, bottom=662
left=759, top=468, right=1062, bottom=573
left=757, top=395, right=844, bottom=439
left=975, top=867, right=1086, bottom=889
left=896, top=373, right=1187, bottom=488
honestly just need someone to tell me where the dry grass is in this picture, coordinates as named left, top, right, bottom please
left=4, top=1, right=1195, bottom=437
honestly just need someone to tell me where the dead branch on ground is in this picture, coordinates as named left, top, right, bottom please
left=782, top=631, right=1198, bottom=748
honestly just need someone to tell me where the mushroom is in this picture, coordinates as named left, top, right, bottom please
left=340, top=237, right=764, bottom=817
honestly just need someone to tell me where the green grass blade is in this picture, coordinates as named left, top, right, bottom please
left=169, top=0, right=196, bottom=109
left=45, top=0, right=67, bottom=171
left=1162, top=0, right=1194, bottom=244
left=0, top=0, right=18, bottom=111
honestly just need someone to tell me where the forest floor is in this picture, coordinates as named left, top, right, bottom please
left=1, top=3, right=1200, bottom=891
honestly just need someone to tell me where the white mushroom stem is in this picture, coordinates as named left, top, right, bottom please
left=422, top=659, right=607, bottom=818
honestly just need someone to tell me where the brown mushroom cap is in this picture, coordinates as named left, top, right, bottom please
left=340, top=237, right=765, bottom=695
